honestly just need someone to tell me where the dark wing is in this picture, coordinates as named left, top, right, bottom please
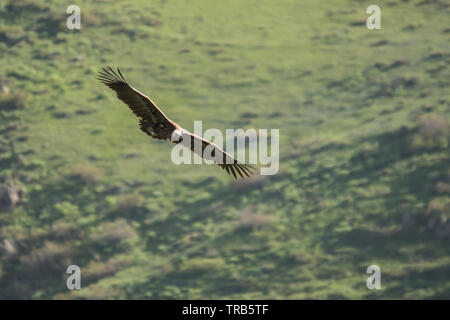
left=185, top=132, right=255, bottom=179
left=97, top=66, right=178, bottom=140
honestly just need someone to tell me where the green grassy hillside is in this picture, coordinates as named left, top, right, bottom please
left=0, top=0, right=449, bottom=299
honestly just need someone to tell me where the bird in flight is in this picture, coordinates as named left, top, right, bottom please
left=97, top=66, right=254, bottom=179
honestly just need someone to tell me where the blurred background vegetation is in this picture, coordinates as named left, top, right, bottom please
left=0, top=0, right=449, bottom=299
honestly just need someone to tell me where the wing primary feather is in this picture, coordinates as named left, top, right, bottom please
left=117, top=67, right=126, bottom=81
left=229, top=166, right=237, bottom=179
left=97, top=72, right=117, bottom=83
left=238, top=164, right=251, bottom=177
left=240, top=164, right=253, bottom=176
left=101, top=67, right=119, bottom=82
left=97, top=72, right=114, bottom=80
left=102, top=67, right=113, bottom=77
left=234, top=165, right=244, bottom=178
left=108, top=66, right=122, bottom=81
left=107, top=66, right=116, bottom=75
left=96, top=75, right=116, bottom=83
left=244, top=164, right=256, bottom=170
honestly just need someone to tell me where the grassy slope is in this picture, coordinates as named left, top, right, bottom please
left=0, top=0, right=449, bottom=299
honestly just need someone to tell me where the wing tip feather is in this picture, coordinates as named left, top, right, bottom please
left=97, top=66, right=127, bottom=86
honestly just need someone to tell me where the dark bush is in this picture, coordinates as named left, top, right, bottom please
left=412, top=114, right=449, bottom=150
left=0, top=91, right=27, bottom=111
left=70, top=164, right=104, bottom=185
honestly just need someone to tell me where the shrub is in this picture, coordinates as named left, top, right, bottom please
left=0, top=239, right=20, bottom=257
left=74, top=286, right=124, bottom=299
left=83, top=10, right=102, bottom=27
left=53, top=201, right=80, bottom=219
left=83, top=257, right=130, bottom=283
left=178, top=257, right=225, bottom=273
left=36, top=10, right=66, bottom=37
left=395, top=74, right=422, bottom=88
left=0, top=178, right=26, bottom=211
left=241, top=112, right=259, bottom=119
left=236, top=207, right=274, bottom=230
left=19, top=241, right=74, bottom=272
left=5, top=0, right=48, bottom=14
left=51, top=221, right=81, bottom=240
left=92, top=219, right=137, bottom=243
left=412, top=114, right=449, bottom=150
left=426, top=197, right=450, bottom=237
left=0, top=26, right=28, bottom=46
left=70, top=164, right=103, bottom=185
left=115, top=193, right=146, bottom=213
left=389, top=59, right=409, bottom=68
left=229, top=175, right=270, bottom=192
left=435, top=182, right=450, bottom=194
left=426, top=197, right=450, bottom=216
left=374, top=74, right=422, bottom=97
left=0, top=91, right=27, bottom=111
left=54, top=285, right=123, bottom=300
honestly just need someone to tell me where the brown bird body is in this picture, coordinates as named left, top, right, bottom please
left=97, top=66, right=254, bottom=179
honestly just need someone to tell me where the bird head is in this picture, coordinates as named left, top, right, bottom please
left=171, top=129, right=184, bottom=143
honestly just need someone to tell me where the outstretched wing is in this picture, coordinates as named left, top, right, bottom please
left=185, top=132, right=255, bottom=179
left=97, top=66, right=178, bottom=140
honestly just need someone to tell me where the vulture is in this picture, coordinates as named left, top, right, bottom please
left=97, top=66, right=254, bottom=179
